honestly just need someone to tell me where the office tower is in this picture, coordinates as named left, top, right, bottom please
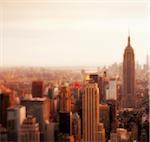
left=32, top=81, right=43, bottom=98
left=97, top=123, right=106, bottom=142
left=59, top=85, right=71, bottom=112
left=72, top=112, right=81, bottom=141
left=82, top=82, right=99, bottom=142
left=21, top=97, right=50, bottom=141
left=7, top=105, right=26, bottom=142
left=59, top=112, right=72, bottom=136
left=48, top=87, right=53, bottom=99
left=58, top=112, right=75, bottom=142
left=0, top=124, right=8, bottom=142
left=71, top=81, right=81, bottom=100
left=99, top=104, right=110, bottom=140
left=123, top=35, right=135, bottom=108
left=0, top=88, right=15, bottom=128
left=20, top=115, right=40, bottom=142
left=107, top=100, right=117, bottom=132
left=106, top=78, right=117, bottom=100
left=45, top=122, right=58, bottom=142
left=116, top=83, right=122, bottom=110
left=89, top=73, right=99, bottom=83
left=47, top=87, right=55, bottom=121
left=98, top=76, right=104, bottom=103
left=99, top=72, right=109, bottom=104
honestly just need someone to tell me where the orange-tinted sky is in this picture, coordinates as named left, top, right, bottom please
left=0, top=0, right=148, bottom=66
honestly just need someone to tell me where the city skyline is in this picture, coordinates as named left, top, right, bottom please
left=0, top=0, right=148, bottom=67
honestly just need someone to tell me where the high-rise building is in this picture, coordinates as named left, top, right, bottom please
left=58, top=112, right=75, bottom=142
left=0, top=86, right=15, bottom=128
left=21, top=97, right=50, bottom=141
left=7, top=105, right=26, bottom=142
left=97, top=123, right=106, bottom=142
left=45, top=122, right=58, bottom=142
left=99, top=104, right=110, bottom=140
left=98, top=72, right=109, bottom=104
left=106, top=78, right=117, bottom=100
left=59, top=112, right=72, bottom=136
left=20, top=115, right=40, bottom=142
left=32, top=81, right=43, bottom=98
left=82, top=82, right=100, bottom=142
left=59, top=85, right=71, bottom=112
left=72, top=112, right=81, bottom=141
left=107, top=100, right=117, bottom=133
left=123, top=35, right=135, bottom=108
left=89, top=73, right=99, bottom=83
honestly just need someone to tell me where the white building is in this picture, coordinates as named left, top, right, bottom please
left=106, top=79, right=117, bottom=100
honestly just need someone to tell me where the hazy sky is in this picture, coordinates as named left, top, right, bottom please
left=0, top=0, right=148, bottom=67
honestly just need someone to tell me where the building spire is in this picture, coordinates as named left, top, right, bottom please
left=128, top=30, right=131, bottom=46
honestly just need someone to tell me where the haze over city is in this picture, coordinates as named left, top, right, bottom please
left=0, top=0, right=148, bottom=67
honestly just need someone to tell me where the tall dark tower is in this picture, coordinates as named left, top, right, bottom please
left=123, top=35, right=135, bottom=108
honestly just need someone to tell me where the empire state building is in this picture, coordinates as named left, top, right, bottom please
left=123, top=35, right=135, bottom=108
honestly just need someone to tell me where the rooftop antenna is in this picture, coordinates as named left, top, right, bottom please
left=128, top=28, right=131, bottom=46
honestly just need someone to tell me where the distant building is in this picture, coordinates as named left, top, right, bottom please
left=123, top=35, right=135, bottom=108
left=89, top=73, right=99, bottom=83
left=20, top=115, right=40, bottom=142
left=106, top=78, right=117, bottom=100
left=32, top=81, right=43, bottom=98
left=7, top=105, right=26, bottom=142
left=82, top=82, right=101, bottom=142
left=98, top=72, right=109, bottom=104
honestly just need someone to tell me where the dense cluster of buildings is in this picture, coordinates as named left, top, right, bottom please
left=0, top=36, right=149, bottom=142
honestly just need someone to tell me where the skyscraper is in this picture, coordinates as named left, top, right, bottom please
left=59, top=85, right=71, bottom=112
left=0, top=85, right=15, bottom=128
left=123, top=35, right=135, bottom=108
left=21, top=97, right=50, bottom=141
left=20, top=115, right=40, bottom=142
left=82, top=82, right=100, bottom=142
left=32, top=81, right=43, bottom=98
left=7, top=105, right=26, bottom=142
